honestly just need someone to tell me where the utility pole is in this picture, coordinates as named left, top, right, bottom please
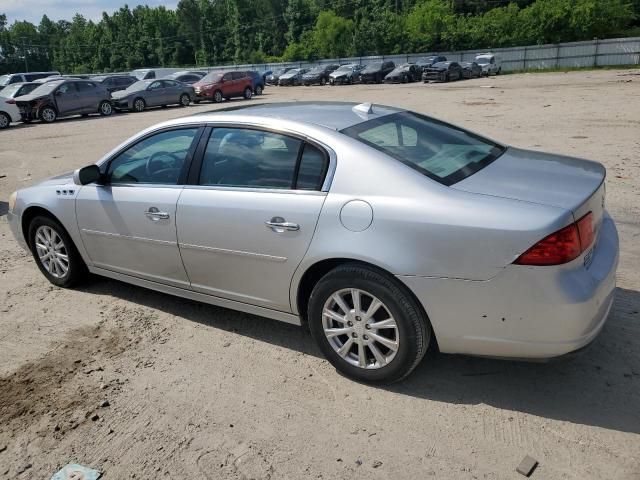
left=21, top=37, right=29, bottom=72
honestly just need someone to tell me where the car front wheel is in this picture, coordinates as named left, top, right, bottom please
left=179, top=93, right=191, bottom=107
left=214, top=90, right=223, bottom=103
left=29, top=216, right=88, bottom=288
left=308, top=264, right=431, bottom=384
left=40, top=106, right=57, bottom=123
left=133, top=98, right=146, bottom=112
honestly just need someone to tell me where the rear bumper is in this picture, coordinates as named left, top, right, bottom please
left=399, top=213, right=619, bottom=359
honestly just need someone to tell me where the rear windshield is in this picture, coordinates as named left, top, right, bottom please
left=0, top=75, right=11, bottom=87
left=341, top=111, right=505, bottom=186
left=200, top=72, right=223, bottom=83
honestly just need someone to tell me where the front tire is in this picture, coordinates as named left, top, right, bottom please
left=133, top=98, right=146, bottom=112
left=308, top=264, right=431, bottom=384
left=99, top=100, right=113, bottom=116
left=28, top=216, right=88, bottom=288
left=179, top=93, right=190, bottom=107
left=214, top=90, right=223, bottom=103
left=40, top=106, right=57, bottom=123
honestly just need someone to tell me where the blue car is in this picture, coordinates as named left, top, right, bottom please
left=244, top=71, right=265, bottom=95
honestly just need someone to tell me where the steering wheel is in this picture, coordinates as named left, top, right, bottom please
left=145, top=151, right=180, bottom=178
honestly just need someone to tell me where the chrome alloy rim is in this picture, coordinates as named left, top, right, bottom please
left=101, top=102, right=112, bottom=114
left=35, top=226, right=69, bottom=278
left=42, top=108, right=56, bottom=122
left=0, top=114, right=9, bottom=128
left=134, top=99, right=145, bottom=111
left=214, top=91, right=222, bottom=102
left=181, top=95, right=190, bottom=106
left=322, top=288, right=399, bottom=369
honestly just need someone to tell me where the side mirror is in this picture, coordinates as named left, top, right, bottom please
left=55, top=90, right=63, bottom=96
left=73, top=165, right=102, bottom=185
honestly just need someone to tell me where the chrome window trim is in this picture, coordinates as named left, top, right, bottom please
left=182, top=184, right=327, bottom=196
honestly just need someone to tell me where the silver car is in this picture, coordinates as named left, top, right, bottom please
left=7, top=102, right=619, bottom=383
left=112, top=79, right=194, bottom=112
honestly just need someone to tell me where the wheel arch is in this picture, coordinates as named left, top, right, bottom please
left=21, top=205, right=65, bottom=250
left=294, top=257, right=436, bottom=348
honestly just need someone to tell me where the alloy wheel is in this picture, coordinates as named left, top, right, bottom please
left=134, top=99, right=145, bottom=112
left=180, top=94, right=190, bottom=106
left=0, top=113, right=9, bottom=129
left=34, top=226, right=69, bottom=279
left=322, top=288, right=399, bottom=369
left=214, top=91, right=223, bottom=103
left=100, top=102, right=112, bottom=115
left=41, top=108, right=56, bottom=123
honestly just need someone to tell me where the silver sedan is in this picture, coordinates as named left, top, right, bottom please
left=7, top=102, right=619, bottom=383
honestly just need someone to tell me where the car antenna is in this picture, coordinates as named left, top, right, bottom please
left=352, top=102, right=374, bottom=116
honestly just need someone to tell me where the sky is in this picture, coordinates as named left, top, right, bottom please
left=0, top=0, right=179, bottom=24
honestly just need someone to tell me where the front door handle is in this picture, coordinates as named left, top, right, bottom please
left=266, top=217, right=300, bottom=232
left=145, top=207, right=170, bottom=220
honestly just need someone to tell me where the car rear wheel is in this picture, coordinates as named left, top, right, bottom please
left=243, top=87, right=252, bottom=99
left=320, top=77, right=326, bottom=86
left=99, top=101, right=113, bottom=116
left=40, top=106, right=57, bottom=123
left=255, top=85, right=263, bottom=95
left=0, top=112, right=10, bottom=129
left=29, top=216, right=88, bottom=288
left=179, top=93, right=191, bottom=107
left=308, top=264, right=431, bottom=384
left=214, top=90, right=223, bottom=103
left=133, top=98, right=146, bottom=112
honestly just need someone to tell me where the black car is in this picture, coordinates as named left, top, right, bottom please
left=265, top=68, right=294, bottom=85
left=163, top=71, right=206, bottom=85
left=359, top=61, right=395, bottom=84
left=415, top=56, right=447, bottom=72
left=460, top=62, right=482, bottom=79
left=302, top=64, right=340, bottom=86
left=329, top=64, right=364, bottom=85
left=384, top=64, right=422, bottom=83
left=244, top=71, right=266, bottom=95
left=422, top=62, right=463, bottom=82
left=15, top=79, right=113, bottom=123
left=91, top=74, right=138, bottom=93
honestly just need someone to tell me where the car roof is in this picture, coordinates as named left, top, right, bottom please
left=188, top=101, right=405, bottom=131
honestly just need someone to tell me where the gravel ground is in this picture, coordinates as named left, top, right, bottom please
left=0, top=69, right=639, bottom=479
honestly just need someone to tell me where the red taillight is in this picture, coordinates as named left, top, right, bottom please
left=514, top=212, right=594, bottom=266
left=5, top=99, right=16, bottom=104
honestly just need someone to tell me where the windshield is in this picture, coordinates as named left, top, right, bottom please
left=200, top=72, right=223, bottom=83
left=335, top=66, right=353, bottom=73
left=26, top=82, right=62, bottom=96
left=341, top=111, right=505, bottom=186
left=307, top=67, right=323, bottom=74
left=364, top=62, right=383, bottom=72
left=476, top=57, right=491, bottom=65
left=0, top=75, right=11, bottom=87
left=122, top=81, right=150, bottom=92
left=0, top=84, right=22, bottom=97
left=132, top=70, right=149, bottom=80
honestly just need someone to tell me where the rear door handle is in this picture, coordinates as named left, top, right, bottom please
left=145, top=207, right=170, bottom=220
left=266, top=217, right=300, bottom=232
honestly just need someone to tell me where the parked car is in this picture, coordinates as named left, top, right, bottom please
left=91, top=74, right=138, bottom=93
left=192, top=71, right=253, bottom=103
left=460, top=62, right=483, bottom=79
left=14, top=79, right=113, bottom=123
left=384, top=64, right=421, bottom=83
left=0, top=96, right=21, bottom=129
left=163, top=71, right=206, bottom=85
left=131, top=68, right=182, bottom=81
left=415, top=56, right=447, bottom=72
left=278, top=68, right=309, bottom=86
left=302, top=64, right=340, bottom=86
left=244, top=71, right=266, bottom=95
left=111, top=79, right=194, bottom=111
left=475, top=53, right=502, bottom=76
left=265, top=68, right=294, bottom=85
left=261, top=70, right=272, bottom=83
left=7, top=101, right=618, bottom=384
left=422, top=62, right=463, bottom=82
left=359, top=61, right=395, bottom=84
left=329, top=64, right=364, bottom=85
left=0, top=82, right=40, bottom=99
left=0, top=71, right=60, bottom=92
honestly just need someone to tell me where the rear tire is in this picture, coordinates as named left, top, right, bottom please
left=0, top=112, right=11, bottom=129
left=255, top=85, right=263, bottom=95
left=243, top=87, right=252, bottom=99
left=320, top=77, right=326, bottom=86
left=28, top=215, right=88, bottom=288
left=40, top=106, right=57, bottom=123
left=308, top=264, right=431, bottom=384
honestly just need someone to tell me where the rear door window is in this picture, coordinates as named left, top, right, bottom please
left=76, top=82, right=96, bottom=92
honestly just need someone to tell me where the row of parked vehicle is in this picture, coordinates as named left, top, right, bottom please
left=266, top=53, right=502, bottom=87
left=0, top=67, right=268, bottom=129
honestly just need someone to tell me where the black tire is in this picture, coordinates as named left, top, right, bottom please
left=28, top=215, right=88, bottom=288
left=308, top=263, right=431, bottom=384
left=99, top=100, right=113, bottom=116
left=320, top=77, right=326, bottom=86
left=255, top=85, right=263, bottom=95
left=0, top=112, right=11, bottom=129
left=214, top=90, right=224, bottom=103
left=40, top=106, right=57, bottom=123
left=179, top=93, right=190, bottom=107
left=133, top=98, right=146, bottom=112
left=243, top=87, right=252, bottom=99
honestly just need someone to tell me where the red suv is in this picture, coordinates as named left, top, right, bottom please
left=193, top=71, right=253, bottom=103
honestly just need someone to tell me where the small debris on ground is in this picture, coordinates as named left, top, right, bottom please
left=373, top=460, right=383, bottom=468
left=516, top=455, right=538, bottom=477
left=50, top=464, right=102, bottom=480
left=100, top=400, right=110, bottom=408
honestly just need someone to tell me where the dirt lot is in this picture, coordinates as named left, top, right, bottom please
left=1, top=69, right=639, bottom=479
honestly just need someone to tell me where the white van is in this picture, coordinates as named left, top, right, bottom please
left=130, top=68, right=183, bottom=81
left=474, top=53, right=502, bottom=76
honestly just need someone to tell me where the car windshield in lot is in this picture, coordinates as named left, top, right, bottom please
left=334, top=65, right=354, bottom=72
left=200, top=72, right=223, bottom=83
left=0, top=75, right=11, bottom=87
left=363, top=62, right=383, bottom=72
left=25, top=81, right=63, bottom=96
left=341, top=111, right=505, bottom=185
left=476, top=57, right=491, bottom=65
left=1, top=83, right=36, bottom=97
left=122, top=80, right=152, bottom=92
